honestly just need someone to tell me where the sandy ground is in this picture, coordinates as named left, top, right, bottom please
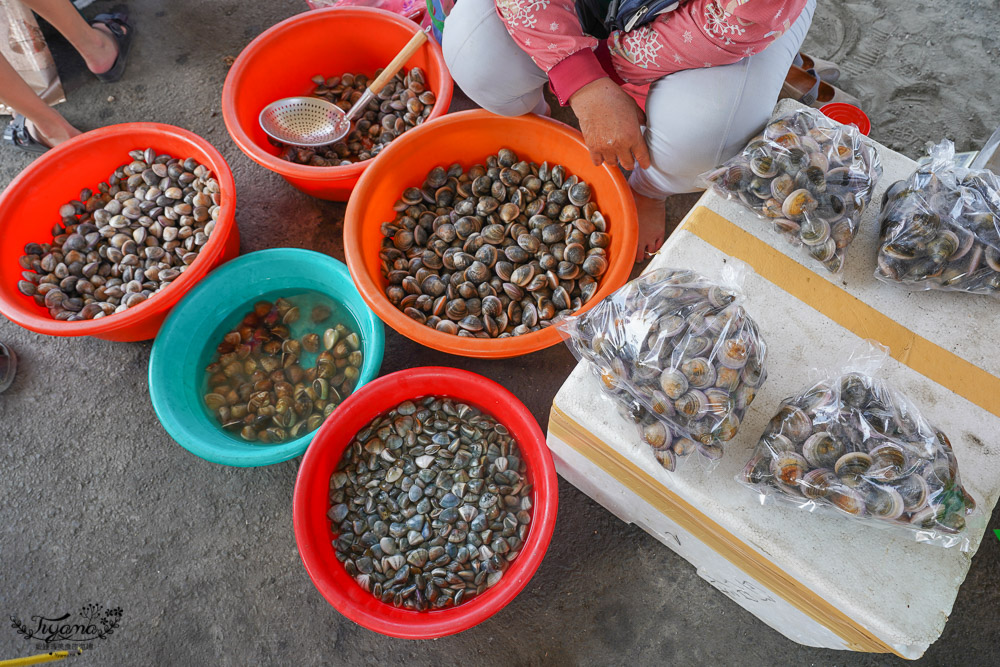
left=1, top=0, right=999, bottom=665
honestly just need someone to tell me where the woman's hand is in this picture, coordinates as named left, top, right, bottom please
left=568, top=77, right=651, bottom=170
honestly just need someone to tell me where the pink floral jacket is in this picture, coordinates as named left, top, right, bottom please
left=494, top=0, right=807, bottom=108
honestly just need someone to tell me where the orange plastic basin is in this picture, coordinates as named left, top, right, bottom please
left=344, top=110, right=639, bottom=359
left=222, top=7, right=454, bottom=201
left=0, top=123, right=240, bottom=342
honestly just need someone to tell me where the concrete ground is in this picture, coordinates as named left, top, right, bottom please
left=2, top=0, right=999, bottom=664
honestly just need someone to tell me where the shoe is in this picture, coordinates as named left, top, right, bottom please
left=90, top=13, right=134, bottom=83
left=0, top=342, right=16, bottom=393
left=794, top=51, right=840, bottom=83
left=781, top=65, right=859, bottom=109
left=2, top=114, right=49, bottom=154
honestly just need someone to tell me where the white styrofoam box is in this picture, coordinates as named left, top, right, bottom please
left=548, top=429, right=854, bottom=653
left=546, top=100, right=1000, bottom=659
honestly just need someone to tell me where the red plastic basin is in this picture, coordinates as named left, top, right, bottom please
left=344, top=110, right=639, bottom=358
left=293, top=367, right=558, bottom=638
left=222, top=7, right=454, bottom=201
left=0, top=123, right=240, bottom=342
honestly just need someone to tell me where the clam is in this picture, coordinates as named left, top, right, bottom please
left=642, top=421, right=670, bottom=449
left=723, top=164, right=750, bottom=191
left=868, top=443, right=907, bottom=480
left=840, top=373, right=870, bottom=409
left=808, top=237, right=837, bottom=262
left=781, top=189, right=818, bottom=219
left=828, top=486, right=866, bottom=516
left=680, top=357, right=716, bottom=389
left=770, top=452, right=808, bottom=486
left=750, top=153, right=778, bottom=178
left=770, top=174, right=795, bottom=201
left=675, top=390, right=708, bottom=418
left=894, top=473, right=929, bottom=511
left=714, top=413, right=740, bottom=441
left=802, top=431, right=844, bottom=469
left=734, top=383, right=757, bottom=411
left=742, top=455, right=771, bottom=485
left=715, top=366, right=741, bottom=392
left=568, top=182, right=592, bottom=206
left=800, top=468, right=837, bottom=499
left=763, top=433, right=794, bottom=456
left=659, top=369, right=688, bottom=399
left=717, top=336, right=750, bottom=369
left=834, top=451, right=872, bottom=485
left=863, top=484, right=904, bottom=520
left=772, top=404, right=812, bottom=442
left=654, top=448, right=677, bottom=471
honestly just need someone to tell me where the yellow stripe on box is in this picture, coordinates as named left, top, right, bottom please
left=683, top=206, right=1000, bottom=418
left=549, top=405, right=902, bottom=657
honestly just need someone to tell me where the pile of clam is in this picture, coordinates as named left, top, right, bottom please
left=876, top=160, right=1000, bottom=293
left=331, top=397, right=531, bottom=610
left=379, top=149, right=610, bottom=338
left=274, top=68, right=435, bottom=166
left=203, top=298, right=363, bottom=444
left=561, top=268, right=767, bottom=471
left=705, top=108, right=881, bottom=273
left=742, top=372, right=975, bottom=542
left=16, top=149, right=221, bottom=321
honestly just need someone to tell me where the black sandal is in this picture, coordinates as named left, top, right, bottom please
left=0, top=342, right=17, bottom=394
left=3, top=114, right=49, bottom=154
left=91, top=13, right=134, bottom=83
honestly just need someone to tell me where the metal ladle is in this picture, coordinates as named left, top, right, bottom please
left=259, top=29, right=429, bottom=148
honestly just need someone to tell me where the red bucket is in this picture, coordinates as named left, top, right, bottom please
left=293, top=367, right=558, bottom=638
left=0, top=123, right=240, bottom=342
left=222, top=7, right=454, bottom=201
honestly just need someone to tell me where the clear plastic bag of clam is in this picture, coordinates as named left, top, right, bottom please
left=701, top=107, right=882, bottom=273
left=740, top=344, right=977, bottom=550
left=875, top=140, right=1000, bottom=293
left=558, top=266, right=767, bottom=472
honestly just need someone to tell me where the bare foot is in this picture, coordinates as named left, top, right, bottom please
left=26, top=117, right=82, bottom=148
left=633, top=188, right=667, bottom=262
left=85, top=24, right=120, bottom=75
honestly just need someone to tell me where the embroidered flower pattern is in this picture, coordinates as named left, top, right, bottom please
left=614, top=28, right=664, bottom=69
left=703, top=0, right=746, bottom=45
left=496, top=0, right=551, bottom=30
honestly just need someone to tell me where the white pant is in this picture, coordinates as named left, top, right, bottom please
left=443, top=0, right=817, bottom=198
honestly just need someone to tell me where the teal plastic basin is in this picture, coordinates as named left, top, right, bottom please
left=148, top=248, right=385, bottom=466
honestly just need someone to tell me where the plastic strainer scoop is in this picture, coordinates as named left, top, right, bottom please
left=259, top=29, right=428, bottom=148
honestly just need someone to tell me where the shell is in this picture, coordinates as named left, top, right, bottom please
left=868, top=443, right=907, bottom=480
left=680, top=357, right=716, bottom=389
left=642, top=421, right=670, bottom=449
left=834, top=451, right=872, bottom=485
left=675, top=390, right=708, bottom=418
left=781, top=189, right=818, bottom=219
left=742, top=455, right=771, bottom=485
left=717, top=336, right=750, bottom=370
left=763, top=432, right=795, bottom=454
left=894, top=474, right=929, bottom=511
left=770, top=452, right=808, bottom=486
left=770, top=174, right=795, bottom=201
left=772, top=404, right=812, bottom=443
left=798, top=217, right=831, bottom=246
left=863, top=484, right=905, bottom=520
left=800, top=468, right=838, bottom=499
left=750, top=153, right=778, bottom=178
left=659, top=369, right=689, bottom=399
left=802, top=431, right=845, bottom=469
left=828, top=486, right=866, bottom=516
